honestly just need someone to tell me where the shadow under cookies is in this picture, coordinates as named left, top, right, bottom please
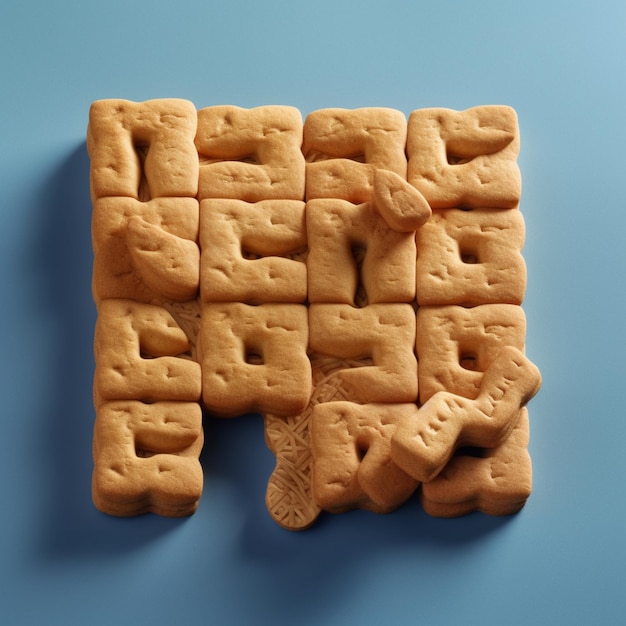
left=35, top=143, right=184, bottom=558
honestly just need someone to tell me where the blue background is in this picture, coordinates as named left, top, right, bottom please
left=1, top=1, right=625, bottom=624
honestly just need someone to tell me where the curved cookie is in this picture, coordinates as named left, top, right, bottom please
left=420, top=409, right=532, bottom=517
left=372, top=169, right=431, bottom=232
left=391, top=346, right=541, bottom=483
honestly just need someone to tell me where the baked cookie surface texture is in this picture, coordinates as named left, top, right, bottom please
left=88, top=99, right=541, bottom=528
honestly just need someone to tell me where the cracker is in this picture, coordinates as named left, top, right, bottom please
left=264, top=353, right=385, bottom=530
left=92, top=196, right=199, bottom=304
left=87, top=98, right=198, bottom=201
left=200, top=199, right=307, bottom=304
left=303, top=108, right=407, bottom=203
left=306, top=199, right=416, bottom=305
left=407, top=105, right=521, bottom=209
left=92, top=400, right=203, bottom=517
left=196, top=105, right=305, bottom=201
left=199, top=303, right=311, bottom=417
left=415, top=207, right=526, bottom=306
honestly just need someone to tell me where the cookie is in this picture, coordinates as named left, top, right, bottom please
left=415, top=304, right=527, bottom=402
left=87, top=98, right=198, bottom=201
left=372, top=168, right=431, bottom=233
left=92, top=196, right=200, bottom=305
left=303, top=107, right=407, bottom=203
left=407, top=105, right=521, bottom=209
left=391, top=346, right=541, bottom=483
left=306, top=198, right=416, bottom=305
left=199, top=303, right=311, bottom=417
left=415, top=207, right=526, bottom=306
left=196, top=105, right=305, bottom=201
left=419, top=408, right=532, bottom=517
left=308, top=303, right=418, bottom=404
left=93, top=299, right=201, bottom=409
left=200, top=198, right=307, bottom=304
left=92, top=400, right=204, bottom=517
left=311, top=401, right=419, bottom=513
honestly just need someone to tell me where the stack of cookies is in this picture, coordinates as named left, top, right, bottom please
left=88, top=100, right=541, bottom=528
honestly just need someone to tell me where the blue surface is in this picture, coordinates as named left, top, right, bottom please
left=1, top=1, right=625, bottom=624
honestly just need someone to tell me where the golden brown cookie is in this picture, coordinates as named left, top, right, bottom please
left=87, top=98, right=198, bottom=201
left=420, top=408, right=532, bottom=517
left=407, top=105, right=520, bottom=209
left=415, top=207, right=526, bottom=306
left=308, top=303, right=418, bottom=404
left=93, top=299, right=201, bottom=408
left=416, top=304, right=527, bottom=402
left=199, top=303, right=311, bottom=417
left=391, top=346, right=541, bottom=483
left=196, top=105, right=305, bottom=201
left=306, top=199, right=416, bottom=305
left=303, top=108, right=407, bottom=203
left=92, top=196, right=199, bottom=305
left=92, top=400, right=203, bottom=517
left=372, top=168, right=431, bottom=232
left=200, top=198, right=307, bottom=304
left=311, top=401, right=419, bottom=513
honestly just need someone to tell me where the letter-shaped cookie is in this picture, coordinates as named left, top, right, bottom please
left=307, top=199, right=416, bottom=305
left=391, top=346, right=541, bottom=483
left=92, top=400, right=203, bottom=517
left=200, top=199, right=306, bottom=303
left=415, top=208, right=526, bottom=306
left=92, top=196, right=199, bottom=304
left=420, top=409, right=532, bottom=517
left=94, top=299, right=201, bottom=407
left=87, top=98, right=198, bottom=201
left=196, top=105, right=305, bottom=201
left=308, top=304, right=418, bottom=403
left=407, top=106, right=520, bottom=209
left=200, top=303, right=311, bottom=417
left=303, top=108, right=407, bottom=203
left=416, top=304, right=527, bottom=402
left=311, top=401, right=419, bottom=513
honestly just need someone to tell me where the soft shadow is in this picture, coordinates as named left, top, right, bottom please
left=35, top=144, right=184, bottom=558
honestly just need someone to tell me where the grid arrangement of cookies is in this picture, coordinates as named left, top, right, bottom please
left=88, top=99, right=541, bottom=529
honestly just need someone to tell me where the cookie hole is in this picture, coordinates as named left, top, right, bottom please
left=133, top=138, right=151, bottom=201
left=305, top=150, right=366, bottom=164
left=460, top=249, right=479, bottom=264
left=446, top=153, right=473, bottom=165
left=344, top=153, right=366, bottom=164
left=245, top=349, right=264, bottom=365
left=238, top=153, right=259, bottom=165
left=355, top=437, right=369, bottom=461
left=135, top=448, right=156, bottom=458
left=459, top=352, right=479, bottom=371
left=455, top=446, right=486, bottom=458
left=351, top=243, right=368, bottom=308
left=241, top=247, right=263, bottom=260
